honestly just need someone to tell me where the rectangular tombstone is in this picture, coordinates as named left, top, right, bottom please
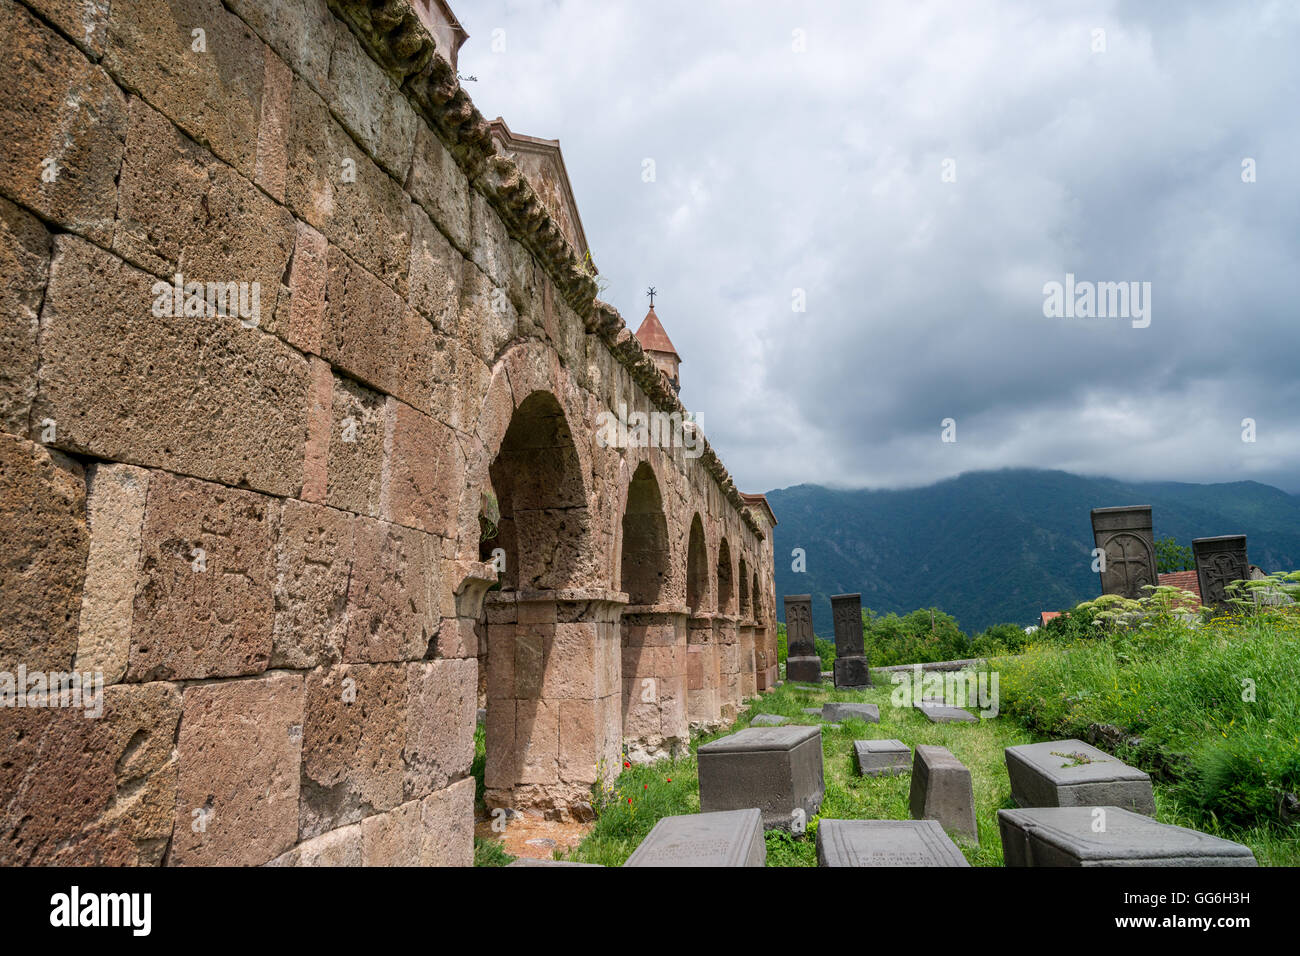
left=698, top=725, right=824, bottom=830
left=817, top=819, right=969, bottom=867
left=750, top=713, right=789, bottom=726
left=1193, top=535, right=1249, bottom=609
left=830, top=594, right=868, bottom=690
left=624, top=808, right=765, bottom=867
left=998, top=807, right=1257, bottom=867
left=1090, top=505, right=1158, bottom=599
left=914, top=698, right=977, bottom=724
left=823, top=702, right=879, bottom=723
left=854, top=739, right=911, bottom=777
left=783, top=594, right=821, bottom=683
left=909, top=745, right=978, bottom=844
left=1005, top=739, right=1155, bottom=815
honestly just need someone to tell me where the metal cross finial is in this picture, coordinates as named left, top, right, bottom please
left=646, top=286, right=656, bottom=308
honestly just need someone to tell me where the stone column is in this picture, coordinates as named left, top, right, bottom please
left=738, top=620, right=758, bottom=698
left=621, top=603, right=689, bottom=764
left=482, top=588, right=626, bottom=820
left=686, top=612, right=721, bottom=729
left=1193, top=535, right=1249, bottom=609
left=831, top=592, right=870, bottom=689
left=714, top=613, right=742, bottom=720
left=1091, top=506, right=1157, bottom=599
left=784, top=594, right=821, bottom=683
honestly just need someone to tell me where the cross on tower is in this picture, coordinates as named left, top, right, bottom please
left=646, top=286, right=656, bottom=308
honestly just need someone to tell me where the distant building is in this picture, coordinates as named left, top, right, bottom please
left=409, top=0, right=468, bottom=72
left=634, top=305, right=681, bottom=393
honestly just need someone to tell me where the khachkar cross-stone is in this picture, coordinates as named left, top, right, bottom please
left=831, top=593, right=871, bottom=690
left=1193, top=535, right=1249, bottom=609
left=1091, top=505, right=1158, bottom=600
left=646, top=286, right=656, bottom=308
left=783, top=595, right=822, bottom=683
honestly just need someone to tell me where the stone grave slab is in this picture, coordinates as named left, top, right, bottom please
left=909, top=745, right=978, bottom=844
left=831, top=593, right=871, bottom=689
left=817, top=819, right=969, bottom=867
left=1193, top=535, right=1249, bottom=609
left=998, top=807, right=1257, bottom=867
left=1005, top=739, right=1155, bottom=815
left=801, top=707, right=823, bottom=716
left=914, top=698, right=977, bottom=723
left=698, top=725, right=824, bottom=830
left=783, top=595, right=821, bottom=683
left=507, top=858, right=602, bottom=867
left=624, top=808, right=766, bottom=867
left=1091, top=505, right=1157, bottom=599
left=854, top=739, right=911, bottom=777
left=823, top=702, right=879, bottom=723
left=750, top=713, right=789, bottom=726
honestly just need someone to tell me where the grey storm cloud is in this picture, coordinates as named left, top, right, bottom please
left=459, top=0, right=1300, bottom=494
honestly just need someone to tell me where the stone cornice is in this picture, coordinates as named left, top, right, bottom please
left=328, top=0, right=763, bottom=539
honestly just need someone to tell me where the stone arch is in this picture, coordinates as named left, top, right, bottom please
left=619, top=461, right=669, bottom=605
left=686, top=513, right=709, bottom=613
left=717, top=537, right=735, bottom=615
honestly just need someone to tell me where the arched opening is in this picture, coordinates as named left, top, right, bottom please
left=480, top=390, right=595, bottom=815
left=686, top=514, right=708, bottom=613
left=738, top=556, right=750, bottom=618
left=717, top=538, right=735, bottom=615
left=619, top=462, right=669, bottom=605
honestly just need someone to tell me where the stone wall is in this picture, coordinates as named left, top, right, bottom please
left=0, top=0, right=775, bottom=865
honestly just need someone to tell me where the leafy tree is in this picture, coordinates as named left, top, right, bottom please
left=1155, top=536, right=1194, bottom=573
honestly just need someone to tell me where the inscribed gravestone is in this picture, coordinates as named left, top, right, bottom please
left=1091, top=505, right=1157, bottom=600
left=831, top=592, right=870, bottom=689
left=624, top=808, right=766, bottom=867
left=817, top=819, right=969, bottom=867
left=1193, top=535, right=1249, bottom=609
left=783, top=594, right=821, bottom=683
left=998, top=807, right=1256, bottom=867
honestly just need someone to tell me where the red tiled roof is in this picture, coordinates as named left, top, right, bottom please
left=1039, top=611, right=1061, bottom=627
left=1157, top=570, right=1202, bottom=604
left=634, top=306, right=679, bottom=358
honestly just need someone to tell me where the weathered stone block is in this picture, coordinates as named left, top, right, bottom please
left=855, top=739, right=911, bottom=777
left=24, top=0, right=109, bottom=57
left=224, top=0, right=335, bottom=98
left=322, top=245, right=408, bottom=396
left=698, top=725, right=824, bottom=830
left=408, top=202, right=464, bottom=332
left=405, top=658, right=476, bottom=799
left=515, top=698, right=559, bottom=785
left=1, top=681, right=180, bottom=866
left=750, top=714, right=789, bottom=726
left=35, top=236, right=309, bottom=497
left=300, top=663, right=407, bottom=839
left=998, top=806, right=1257, bottom=867
left=126, top=472, right=276, bottom=681
left=1091, top=505, right=1157, bottom=600
left=284, top=223, right=329, bottom=356
left=285, top=78, right=410, bottom=295
left=326, top=22, right=417, bottom=180
left=625, top=808, right=766, bottom=867
left=266, top=823, right=362, bottom=867
left=77, top=462, right=149, bottom=683
left=915, top=698, right=978, bottom=723
left=104, top=0, right=265, bottom=178
left=359, top=799, right=422, bottom=866
left=0, top=434, right=87, bottom=674
left=327, top=374, right=386, bottom=518
left=419, top=776, right=474, bottom=866
left=0, top=1, right=126, bottom=245
left=816, top=819, right=969, bottom=867
left=833, top=656, right=871, bottom=689
left=823, top=702, right=879, bottom=723
left=909, top=745, right=978, bottom=844
left=170, top=672, right=304, bottom=866
left=407, top=124, right=472, bottom=253
left=1005, top=739, right=1155, bottom=815
left=383, top=400, right=460, bottom=536
left=0, top=197, right=49, bottom=433
left=271, top=499, right=354, bottom=669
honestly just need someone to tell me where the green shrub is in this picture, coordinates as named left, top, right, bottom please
left=859, top=607, right=971, bottom=666
left=815, top=637, right=836, bottom=669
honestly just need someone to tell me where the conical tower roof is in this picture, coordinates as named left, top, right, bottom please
left=634, top=306, right=679, bottom=358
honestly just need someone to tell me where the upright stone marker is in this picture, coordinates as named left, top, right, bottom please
left=909, top=745, right=978, bottom=844
left=1005, top=739, right=1155, bottom=815
left=783, top=594, right=821, bottom=684
left=817, top=819, right=969, bottom=867
left=830, top=592, right=870, bottom=689
left=698, top=725, right=824, bottom=830
left=624, top=809, right=766, bottom=867
left=854, top=739, right=911, bottom=777
left=1091, top=505, right=1157, bottom=599
left=999, top=807, right=1257, bottom=867
left=1193, top=535, right=1249, bottom=609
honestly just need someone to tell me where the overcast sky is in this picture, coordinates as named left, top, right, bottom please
left=459, top=1, right=1300, bottom=495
